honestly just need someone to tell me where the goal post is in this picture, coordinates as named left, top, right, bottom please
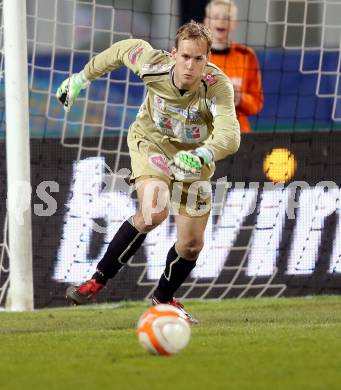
left=3, top=0, right=33, bottom=311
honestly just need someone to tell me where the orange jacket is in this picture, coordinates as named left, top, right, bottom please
left=209, top=43, right=264, bottom=132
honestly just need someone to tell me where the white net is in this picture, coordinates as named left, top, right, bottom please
left=266, top=0, right=341, bottom=120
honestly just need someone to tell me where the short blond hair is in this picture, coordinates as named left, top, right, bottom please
left=205, top=0, right=238, bottom=21
left=175, top=20, right=213, bottom=54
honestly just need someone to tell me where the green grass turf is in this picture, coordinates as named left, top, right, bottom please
left=1, top=296, right=341, bottom=390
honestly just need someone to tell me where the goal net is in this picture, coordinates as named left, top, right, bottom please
left=0, top=0, right=341, bottom=309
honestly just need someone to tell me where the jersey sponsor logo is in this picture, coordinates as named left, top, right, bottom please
left=128, top=47, right=144, bottom=64
left=185, top=124, right=207, bottom=143
left=148, top=154, right=171, bottom=176
left=153, top=111, right=174, bottom=136
left=154, top=110, right=207, bottom=142
left=185, top=126, right=202, bottom=140
left=142, top=63, right=170, bottom=72
left=188, top=108, right=201, bottom=121
left=167, top=105, right=201, bottom=121
left=175, top=123, right=207, bottom=143
left=154, top=95, right=165, bottom=111
left=154, top=95, right=201, bottom=122
left=167, top=105, right=186, bottom=117
left=203, top=73, right=217, bottom=86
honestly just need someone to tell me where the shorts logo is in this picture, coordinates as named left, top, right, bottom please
left=129, top=47, right=144, bottom=64
left=203, top=73, right=217, bottom=86
left=149, top=154, right=171, bottom=175
left=196, top=200, right=208, bottom=210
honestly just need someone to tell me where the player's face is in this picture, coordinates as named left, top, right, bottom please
left=172, top=38, right=208, bottom=90
left=205, top=4, right=236, bottom=44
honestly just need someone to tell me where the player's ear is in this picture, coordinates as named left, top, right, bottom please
left=203, top=16, right=209, bottom=27
left=171, top=47, right=177, bottom=59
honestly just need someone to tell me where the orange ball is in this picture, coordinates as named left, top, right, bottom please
left=136, top=304, right=191, bottom=356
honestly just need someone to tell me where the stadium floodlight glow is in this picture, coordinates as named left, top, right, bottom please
left=263, top=148, right=297, bottom=183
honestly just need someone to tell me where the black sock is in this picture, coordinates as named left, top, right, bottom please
left=92, top=217, right=146, bottom=285
left=153, top=244, right=196, bottom=302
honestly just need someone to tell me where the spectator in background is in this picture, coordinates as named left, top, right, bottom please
left=205, top=0, right=264, bottom=132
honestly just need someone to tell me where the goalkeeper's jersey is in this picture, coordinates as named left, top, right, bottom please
left=83, top=39, right=240, bottom=162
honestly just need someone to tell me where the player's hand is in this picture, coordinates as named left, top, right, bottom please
left=170, top=150, right=203, bottom=182
left=56, top=71, right=89, bottom=112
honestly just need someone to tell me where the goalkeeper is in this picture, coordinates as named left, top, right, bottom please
left=57, top=20, right=240, bottom=324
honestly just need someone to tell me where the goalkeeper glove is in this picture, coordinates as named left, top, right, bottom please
left=171, top=147, right=213, bottom=182
left=56, top=71, right=89, bottom=112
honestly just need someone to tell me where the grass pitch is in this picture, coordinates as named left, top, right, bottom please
left=1, top=296, right=341, bottom=390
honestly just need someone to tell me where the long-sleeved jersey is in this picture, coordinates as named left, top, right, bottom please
left=83, top=39, right=240, bottom=163
left=209, top=43, right=264, bottom=133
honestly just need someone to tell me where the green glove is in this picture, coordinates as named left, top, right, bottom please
left=174, top=150, right=203, bottom=174
left=170, top=148, right=214, bottom=182
left=56, top=71, right=89, bottom=112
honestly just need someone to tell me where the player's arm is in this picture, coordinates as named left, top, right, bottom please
left=200, top=78, right=241, bottom=162
left=57, top=39, right=153, bottom=111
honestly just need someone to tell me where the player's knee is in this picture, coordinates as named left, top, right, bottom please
left=178, top=238, right=204, bottom=260
left=134, top=208, right=169, bottom=233
left=147, top=208, right=169, bottom=229
left=137, top=179, right=170, bottom=230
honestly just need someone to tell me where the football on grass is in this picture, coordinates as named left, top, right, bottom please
left=136, top=304, right=191, bottom=356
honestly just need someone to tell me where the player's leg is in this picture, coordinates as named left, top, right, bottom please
left=66, top=176, right=170, bottom=304
left=93, top=176, right=170, bottom=281
left=153, top=212, right=209, bottom=300
left=152, top=211, right=210, bottom=323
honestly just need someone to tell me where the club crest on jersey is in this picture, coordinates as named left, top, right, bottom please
left=129, top=47, right=144, bottom=64
left=203, top=73, right=217, bottom=86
